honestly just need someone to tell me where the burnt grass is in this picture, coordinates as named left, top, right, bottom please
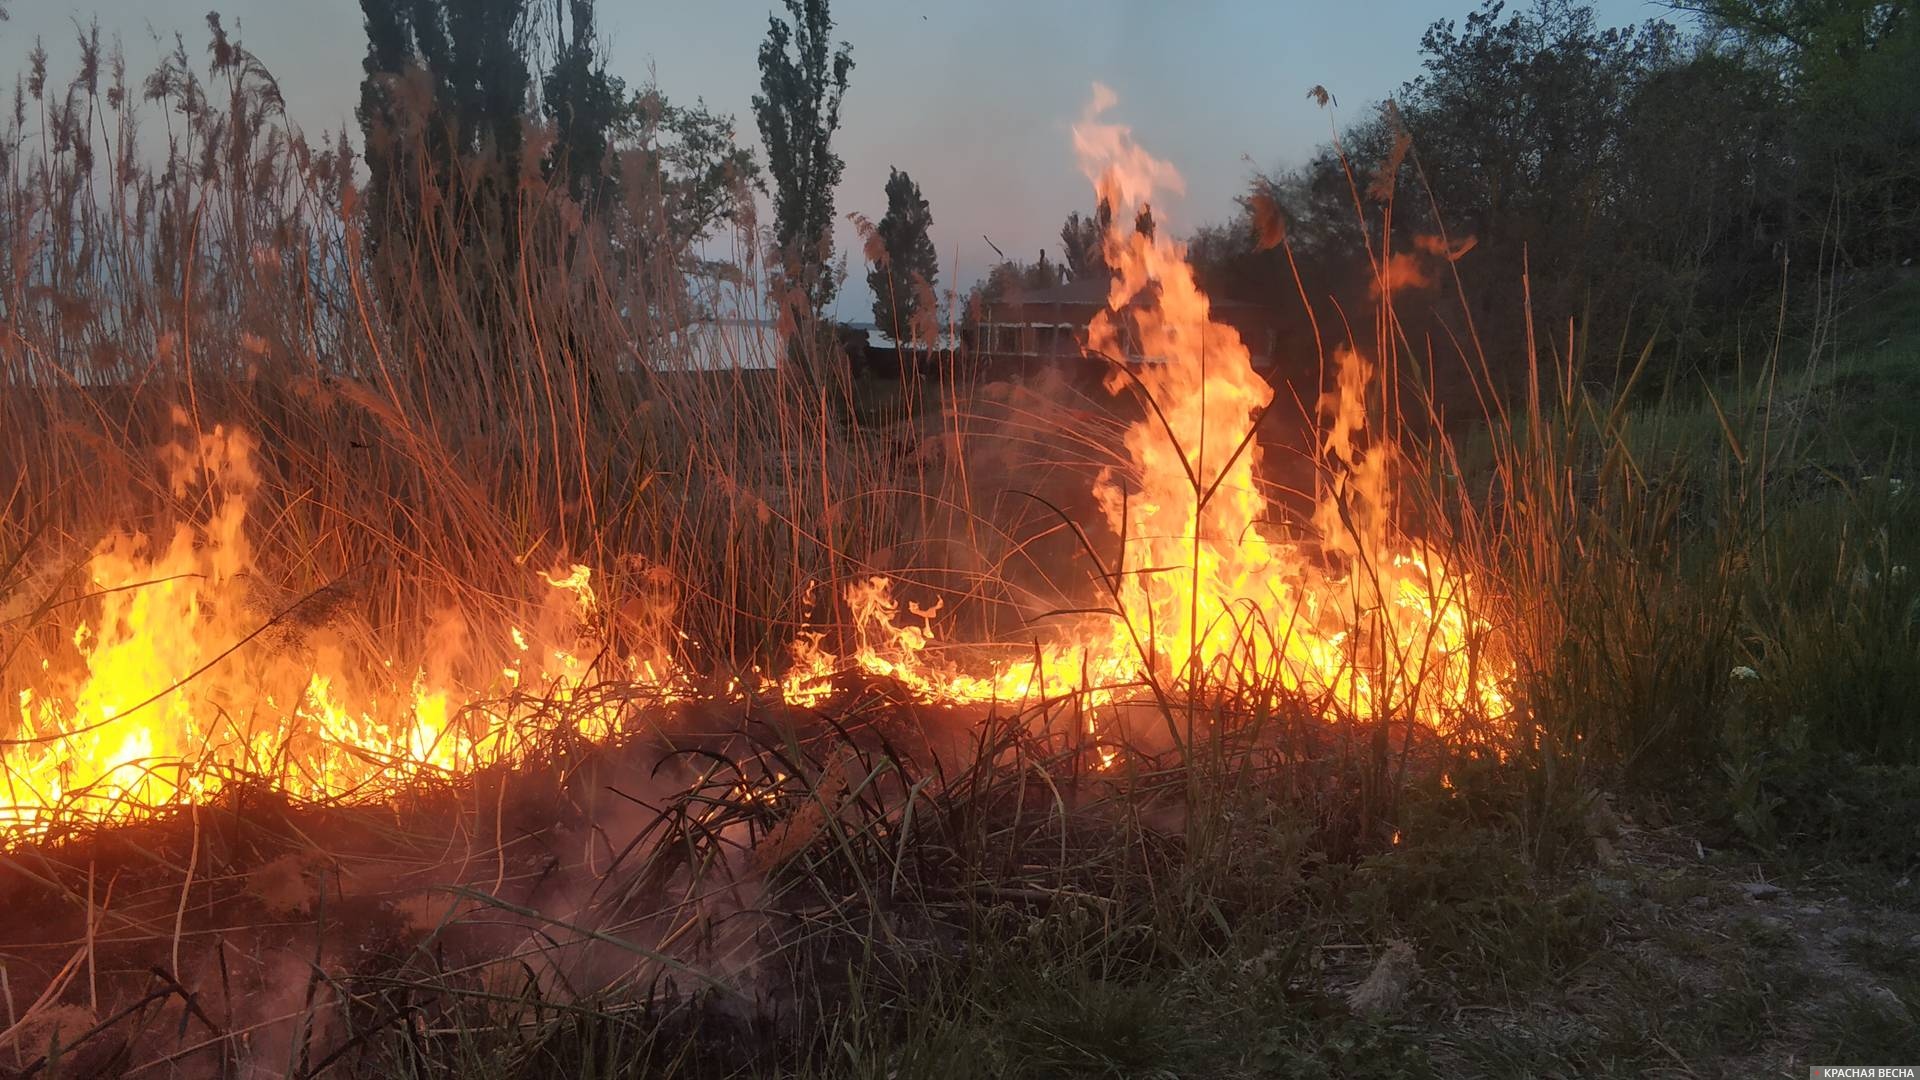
left=1, top=677, right=1915, bottom=1080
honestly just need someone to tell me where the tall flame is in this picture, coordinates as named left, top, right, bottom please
left=788, top=86, right=1507, bottom=732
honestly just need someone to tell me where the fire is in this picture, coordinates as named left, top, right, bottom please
left=1, top=88, right=1508, bottom=843
left=782, top=86, right=1507, bottom=734
left=1, top=410, right=685, bottom=839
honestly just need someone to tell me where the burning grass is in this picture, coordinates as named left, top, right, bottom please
left=0, top=76, right=1511, bottom=843
left=1, top=26, right=1916, bottom=1079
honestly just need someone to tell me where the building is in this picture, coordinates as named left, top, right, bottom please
left=847, top=323, right=963, bottom=380
left=970, top=275, right=1283, bottom=376
left=653, top=316, right=783, bottom=374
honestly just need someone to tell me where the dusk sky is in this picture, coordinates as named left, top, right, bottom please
left=6, top=0, right=1668, bottom=320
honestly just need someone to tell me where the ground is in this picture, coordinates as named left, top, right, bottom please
left=1424, top=799, right=1919, bottom=1079
left=874, top=792, right=1920, bottom=1080
left=2, top=709, right=1919, bottom=1079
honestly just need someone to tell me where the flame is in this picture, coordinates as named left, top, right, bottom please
left=1, top=413, right=687, bottom=839
left=1371, top=234, right=1475, bottom=298
left=1, top=89, right=1508, bottom=843
left=777, top=87, right=1509, bottom=736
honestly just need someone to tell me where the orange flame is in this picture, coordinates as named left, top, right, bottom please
left=781, top=86, right=1509, bottom=734
left=2, top=413, right=686, bottom=839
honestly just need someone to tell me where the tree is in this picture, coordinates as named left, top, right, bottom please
left=358, top=0, right=645, bottom=256
left=752, top=0, right=854, bottom=325
left=1182, top=0, right=1806, bottom=404
left=965, top=252, right=1062, bottom=320
left=542, top=0, right=623, bottom=207
left=1060, top=199, right=1111, bottom=281
left=614, top=89, right=760, bottom=275
left=357, top=0, right=533, bottom=262
left=355, top=0, right=762, bottom=390
left=865, top=168, right=939, bottom=340
left=1133, top=203, right=1156, bottom=241
left=1673, top=0, right=1919, bottom=265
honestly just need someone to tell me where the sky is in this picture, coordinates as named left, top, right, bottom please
left=3, top=0, right=1669, bottom=321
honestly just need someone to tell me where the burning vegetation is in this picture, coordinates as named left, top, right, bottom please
left=3, top=88, right=1508, bottom=843
left=2, top=1, right=1917, bottom=1076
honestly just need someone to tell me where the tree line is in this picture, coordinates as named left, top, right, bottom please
left=352, top=0, right=1911, bottom=401
left=347, top=0, right=957, bottom=376
left=1189, top=0, right=1917, bottom=401
left=967, top=0, right=1914, bottom=409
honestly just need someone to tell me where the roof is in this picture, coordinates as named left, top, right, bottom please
left=999, top=275, right=1115, bottom=308
left=861, top=326, right=961, bottom=352
left=652, top=317, right=782, bottom=372
left=985, top=272, right=1265, bottom=318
